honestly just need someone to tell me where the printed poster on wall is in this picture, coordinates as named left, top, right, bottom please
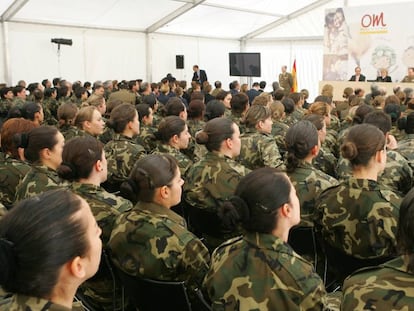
left=323, top=3, right=414, bottom=82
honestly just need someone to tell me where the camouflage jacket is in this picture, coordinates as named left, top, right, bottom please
left=184, top=152, right=250, bottom=212
left=0, top=294, right=78, bottom=311
left=342, top=256, right=414, bottom=310
left=151, top=144, right=193, bottom=178
left=136, top=124, right=157, bottom=153
left=314, top=177, right=401, bottom=259
left=271, top=120, right=289, bottom=159
left=203, top=232, right=328, bottom=311
left=337, top=150, right=413, bottom=196
left=70, top=182, right=129, bottom=311
left=238, top=129, right=285, bottom=170
left=0, top=99, right=12, bottom=116
left=70, top=182, right=131, bottom=243
left=287, top=161, right=338, bottom=227
left=0, top=155, right=31, bottom=209
left=104, top=134, right=146, bottom=185
left=313, top=146, right=338, bottom=179
left=15, top=165, right=63, bottom=202
left=59, top=124, right=79, bottom=141
left=397, top=134, right=414, bottom=171
left=227, top=114, right=245, bottom=134
left=108, top=201, right=210, bottom=290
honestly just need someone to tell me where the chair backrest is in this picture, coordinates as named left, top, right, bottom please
left=116, top=268, right=192, bottom=311
left=323, top=242, right=393, bottom=285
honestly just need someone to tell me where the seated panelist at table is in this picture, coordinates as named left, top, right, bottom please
left=376, top=68, right=392, bottom=82
left=349, top=66, right=366, bottom=82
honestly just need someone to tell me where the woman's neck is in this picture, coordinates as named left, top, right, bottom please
left=352, top=165, right=378, bottom=181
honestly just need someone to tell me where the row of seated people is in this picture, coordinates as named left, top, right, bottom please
left=1, top=147, right=413, bottom=310
left=1, top=82, right=414, bottom=309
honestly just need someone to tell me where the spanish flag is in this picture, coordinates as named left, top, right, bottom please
left=291, top=59, right=298, bottom=92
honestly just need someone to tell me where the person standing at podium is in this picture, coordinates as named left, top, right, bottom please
left=349, top=66, right=366, bottom=82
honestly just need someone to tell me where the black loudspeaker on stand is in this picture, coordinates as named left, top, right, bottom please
left=176, top=55, right=184, bottom=69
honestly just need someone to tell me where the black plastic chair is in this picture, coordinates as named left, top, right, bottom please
left=322, top=242, right=393, bottom=289
left=115, top=268, right=211, bottom=311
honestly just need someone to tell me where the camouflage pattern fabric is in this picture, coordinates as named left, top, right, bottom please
left=15, top=165, right=63, bottom=202
left=151, top=144, right=193, bottom=177
left=238, top=129, right=285, bottom=170
left=0, top=294, right=77, bottom=311
left=0, top=202, right=7, bottom=219
left=59, top=124, right=79, bottom=141
left=108, top=201, right=210, bottom=291
left=329, top=114, right=341, bottom=134
left=70, top=182, right=131, bottom=243
left=203, top=232, right=330, bottom=311
left=336, top=150, right=413, bottom=196
left=11, top=98, right=26, bottom=109
left=227, top=114, right=245, bottom=134
left=287, top=161, right=338, bottom=227
left=187, top=119, right=205, bottom=137
left=41, top=102, right=58, bottom=126
left=313, top=147, right=338, bottom=179
left=0, top=155, right=31, bottom=209
left=390, top=124, right=406, bottom=142
left=314, top=177, right=401, bottom=259
left=342, top=256, right=414, bottom=311
left=271, top=120, right=289, bottom=159
left=43, top=98, right=59, bottom=119
left=290, top=107, right=305, bottom=122
left=104, top=134, right=146, bottom=187
left=98, top=126, right=115, bottom=145
left=397, top=134, right=414, bottom=171
left=184, top=152, right=250, bottom=213
left=136, top=124, right=157, bottom=153
left=0, top=99, right=12, bottom=118
left=70, top=182, right=130, bottom=311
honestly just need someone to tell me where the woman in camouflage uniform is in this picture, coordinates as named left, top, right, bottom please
left=0, top=189, right=102, bottom=310
left=74, top=106, right=105, bottom=138
left=315, top=124, right=401, bottom=280
left=152, top=116, right=192, bottom=177
left=57, top=102, right=79, bottom=140
left=0, top=118, right=37, bottom=209
left=238, top=104, right=284, bottom=170
left=342, top=187, right=414, bottom=310
left=108, top=154, right=209, bottom=302
left=285, top=120, right=339, bottom=228
left=58, top=135, right=132, bottom=310
left=15, top=126, right=65, bottom=201
left=184, top=118, right=249, bottom=250
left=204, top=167, right=330, bottom=310
left=104, top=103, right=146, bottom=192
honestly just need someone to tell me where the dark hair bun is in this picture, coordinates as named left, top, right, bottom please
left=341, top=141, right=358, bottom=160
left=195, top=131, right=209, bottom=145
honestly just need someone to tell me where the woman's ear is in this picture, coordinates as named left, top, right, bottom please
left=69, top=256, right=86, bottom=279
left=280, top=203, right=290, bottom=218
left=95, top=160, right=103, bottom=172
left=310, top=145, right=319, bottom=156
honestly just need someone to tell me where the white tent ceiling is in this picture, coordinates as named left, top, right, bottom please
left=2, top=0, right=412, bottom=41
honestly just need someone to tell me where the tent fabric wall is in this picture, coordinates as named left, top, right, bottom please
left=0, top=20, right=324, bottom=100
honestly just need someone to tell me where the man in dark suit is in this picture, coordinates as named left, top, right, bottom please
left=192, top=65, right=208, bottom=86
left=349, top=66, right=366, bottom=81
left=246, top=82, right=261, bottom=103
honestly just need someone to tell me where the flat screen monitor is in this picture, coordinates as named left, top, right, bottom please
left=229, top=52, right=261, bottom=77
